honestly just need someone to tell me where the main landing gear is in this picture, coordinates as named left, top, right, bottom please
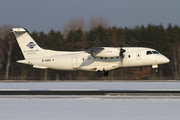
left=97, top=71, right=109, bottom=77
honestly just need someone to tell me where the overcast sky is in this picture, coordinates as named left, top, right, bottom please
left=0, top=0, right=179, bottom=33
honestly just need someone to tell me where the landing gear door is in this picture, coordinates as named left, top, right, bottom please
left=136, top=52, right=141, bottom=60
left=72, top=57, right=78, bottom=69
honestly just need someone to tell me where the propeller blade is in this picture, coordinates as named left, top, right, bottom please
left=120, top=46, right=126, bottom=57
left=119, top=46, right=126, bottom=67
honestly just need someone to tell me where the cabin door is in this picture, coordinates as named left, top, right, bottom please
left=72, top=57, right=78, bottom=69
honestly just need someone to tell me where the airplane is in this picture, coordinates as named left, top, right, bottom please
left=12, top=28, right=170, bottom=77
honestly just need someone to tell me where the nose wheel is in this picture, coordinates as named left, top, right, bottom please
left=152, top=65, right=159, bottom=72
left=97, top=71, right=109, bottom=77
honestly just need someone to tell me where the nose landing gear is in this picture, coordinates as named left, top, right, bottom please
left=152, top=65, right=159, bottom=72
left=97, top=71, right=109, bottom=77
left=155, top=68, right=158, bottom=72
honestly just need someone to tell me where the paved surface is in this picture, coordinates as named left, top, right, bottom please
left=0, top=90, right=180, bottom=96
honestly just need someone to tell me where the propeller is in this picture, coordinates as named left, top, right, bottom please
left=120, top=46, right=126, bottom=57
left=119, top=46, right=126, bottom=66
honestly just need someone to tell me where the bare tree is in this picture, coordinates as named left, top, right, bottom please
left=170, top=41, right=180, bottom=79
left=75, top=33, right=89, bottom=48
left=0, top=25, right=16, bottom=80
left=63, top=18, right=85, bottom=39
left=110, top=29, right=121, bottom=47
left=88, top=17, right=110, bottom=30
left=62, top=17, right=109, bottom=39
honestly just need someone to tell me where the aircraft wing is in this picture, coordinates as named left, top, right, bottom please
left=78, top=47, right=104, bottom=51
left=78, top=47, right=104, bottom=55
left=78, top=47, right=120, bottom=57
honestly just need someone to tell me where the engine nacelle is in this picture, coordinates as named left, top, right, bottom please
left=91, top=48, right=120, bottom=57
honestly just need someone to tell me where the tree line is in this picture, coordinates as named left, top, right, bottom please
left=0, top=22, right=180, bottom=80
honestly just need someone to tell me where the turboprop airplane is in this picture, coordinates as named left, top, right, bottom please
left=12, top=28, right=170, bottom=77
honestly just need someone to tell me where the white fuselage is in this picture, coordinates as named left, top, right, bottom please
left=12, top=28, right=170, bottom=77
left=18, top=47, right=170, bottom=72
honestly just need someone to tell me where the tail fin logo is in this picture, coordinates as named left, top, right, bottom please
left=26, top=42, right=36, bottom=49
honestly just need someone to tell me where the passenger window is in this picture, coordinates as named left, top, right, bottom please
left=146, top=51, right=152, bottom=55
left=152, top=51, right=159, bottom=54
left=128, top=55, right=130, bottom=58
left=82, top=58, right=84, bottom=61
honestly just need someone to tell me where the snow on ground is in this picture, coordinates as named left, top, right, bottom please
left=0, top=81, right=180, bottom=90
left=0, top=98, right=180, bottom=120
left=0, top=81, right=180, bottom=120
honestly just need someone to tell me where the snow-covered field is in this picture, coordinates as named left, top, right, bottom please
left=0, top=81, right=180, bottom=90
left=0, top=81, right=180, bottom=120
left=1, top=98, right=180, bottom=120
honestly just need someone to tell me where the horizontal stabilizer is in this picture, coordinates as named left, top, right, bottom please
left=17, top=60, right=48, bottom=69
left=17, top=60, right=30, bottom=64
left=33, top=65, right=48, bottom=69
left=12, top=28, right=26, bottom=32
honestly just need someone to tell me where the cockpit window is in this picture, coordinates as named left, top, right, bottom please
left=152, top=51, right=159, bottom=54
left=146, top=51, right=152, bottom=55
left=147, top=51, right=159, bottom=55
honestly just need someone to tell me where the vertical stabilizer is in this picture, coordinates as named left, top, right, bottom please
left=12, top=28, right=44, bottom=59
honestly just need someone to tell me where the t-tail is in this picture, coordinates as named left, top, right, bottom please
left=12, top=28, right=44, bottom=59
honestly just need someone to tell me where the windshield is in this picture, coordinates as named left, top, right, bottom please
left=146, top=51, right=152, bottom=55
left=147, top=51, right=159, bottom=55
left=152, top=51, right=159, bottom=54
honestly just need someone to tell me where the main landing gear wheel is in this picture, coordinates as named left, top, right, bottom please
left=104, top=72, right=109, bottom=77
left=97, top=71, right=103, bottom=77
left=97, top=71, right=109, bottom=77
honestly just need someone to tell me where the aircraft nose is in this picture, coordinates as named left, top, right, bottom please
left=156, top=55, right=170, bottom=64
left=164, top=57, right=170, bottom=63
left=162, top=56, right=170, bottom=63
